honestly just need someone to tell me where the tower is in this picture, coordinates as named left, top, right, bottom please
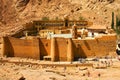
left=51, top=38, right=56, bottom=61
left=72, top=23, right=77, bottom=39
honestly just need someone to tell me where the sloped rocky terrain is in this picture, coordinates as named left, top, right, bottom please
left=0, top=0, right=120, bottom=36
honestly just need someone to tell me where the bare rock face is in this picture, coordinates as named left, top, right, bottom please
left=0, top=6, right=2, bottom=21
left=15, top=0, right=30, bottom=11
left=107, top=0, right=115, bottom=3
left=0, top=0, right=119, bottom=36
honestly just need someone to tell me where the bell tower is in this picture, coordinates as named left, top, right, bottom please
left=72, top=23, right=77, bottom=39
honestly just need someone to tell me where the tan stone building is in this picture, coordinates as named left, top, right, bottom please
left=1, top=20, right=117, bottom=61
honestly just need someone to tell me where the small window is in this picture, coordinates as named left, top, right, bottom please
left=46, top=43, right=48, bottom=46
left=66, top=41, right=68, bottom=44
left=77, top=44, right=80, bottom=47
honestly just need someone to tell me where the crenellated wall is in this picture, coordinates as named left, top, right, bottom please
left=3, top=34, right=117, bottom=61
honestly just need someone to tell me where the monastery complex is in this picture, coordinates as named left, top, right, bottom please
left=1, top=19, right=117, bottom=62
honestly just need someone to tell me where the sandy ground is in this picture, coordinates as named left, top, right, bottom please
left=0, top=57, right=120, bottom=80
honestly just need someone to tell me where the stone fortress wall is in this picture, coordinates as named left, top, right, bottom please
left=2, top=34, right=117, bottom=61
left=3, top=37, right=40, bottom=59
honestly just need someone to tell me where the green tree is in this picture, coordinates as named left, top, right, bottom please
left=55, top=17, right=59, bottom=21
left=111, top=12, right=114, bottom=29
left=116, top=15, right=118, bottom=29
left=79, top=16, right=85, bottom=20
left=116, top=15, right=120, bottom=34
left=42, top=17, right=49, bottom=21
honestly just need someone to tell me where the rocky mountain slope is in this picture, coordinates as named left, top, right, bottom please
left=0, top=0, right=120, bottom=36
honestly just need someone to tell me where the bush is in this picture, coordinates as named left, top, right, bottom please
left=42, top=17, right=49, bottom=21
left=79, top=16, right=85, bottom=20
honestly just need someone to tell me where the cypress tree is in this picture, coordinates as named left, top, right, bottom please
left=116, top=15, right=120, bottom=34
left=116, top=15, right=118, bottom=30
left=118, top=18, right=120, bottom=30
left=116, top=15, right=119, bottom=34
left=111, top=12, right=114, bottom=29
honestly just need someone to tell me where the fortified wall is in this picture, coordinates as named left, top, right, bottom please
left=73, top=35, right=117, bottom=59
left=3, top=37, right=40, bottom=59
left=2, top=34, right=117, bottom=61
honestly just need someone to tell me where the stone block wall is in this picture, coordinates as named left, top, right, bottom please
left=3, top=37, right=40, bottom=59
left=3, top=34, right=117, bottom=61
left=73, top=34, right=117, bottom=60
left=39, top=38, right=51, bottom=59
left=55, top=38, right=68, bottom=61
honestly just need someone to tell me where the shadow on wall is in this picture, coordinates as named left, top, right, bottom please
left=39, top=39, right=49, bottom=60
left=55, top=39, right=60, bottom=61
left=73, top=41, right=87, bottom=61
left=3, top=37, right=14, bottom=57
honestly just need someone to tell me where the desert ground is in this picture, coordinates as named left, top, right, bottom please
left=0, top=57, right=120, bottom=80
left=0, top=0, right=120, bottom=80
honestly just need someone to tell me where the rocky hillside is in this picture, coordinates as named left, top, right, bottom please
left=0, top=0, right=120, bottom=36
